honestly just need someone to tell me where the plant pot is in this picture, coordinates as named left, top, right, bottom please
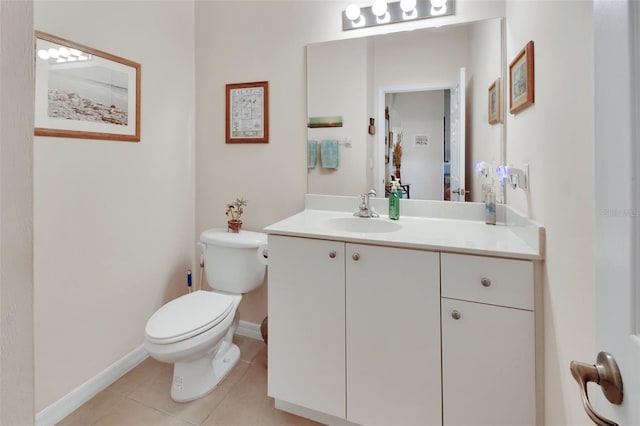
left=227, top=219, right=243, bottom=233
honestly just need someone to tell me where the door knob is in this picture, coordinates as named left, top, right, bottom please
left=329, top=251, right=337, bottom=259
left=352, top=253, right=360, bottom=261
left=570, top=352, right=623, bottom=426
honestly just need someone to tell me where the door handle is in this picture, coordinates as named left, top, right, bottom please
left=452, top=188, right=469, bottom=195
left=570, top=352, right=623, bottom=426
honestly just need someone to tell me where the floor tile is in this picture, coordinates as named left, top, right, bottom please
left=92, top=397, right=191, bottom=426
left=57, top=390, right=126, bottom=426
left=109, top=357, right=170, bottom=397
left=58, top=337, right=320, bottom=426
left=235, top=335, right=266, bottom=363
left=129, top=359, right=251, bottom=425
left=202, top=346, right=322, bottom=426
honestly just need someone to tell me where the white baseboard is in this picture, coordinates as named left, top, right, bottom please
left=236, top=320, right=263, bottom=341
left=35, top=345, right=148, bottom=426
left=35, top=322, right=263, bottom=426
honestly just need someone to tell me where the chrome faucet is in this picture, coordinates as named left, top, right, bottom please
left=354, top=189, right=379, bottom=218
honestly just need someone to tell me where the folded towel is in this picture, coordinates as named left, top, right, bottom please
left=307, top=140, right=318, bottom=169
left=321, top=139, right=339, bottom=169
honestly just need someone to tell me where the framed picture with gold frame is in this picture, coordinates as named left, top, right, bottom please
left=488, top=78, right=502, bottom=124
left=225, top=81, right=269, bottom=143
left=509, top=40, right=535, bottom=114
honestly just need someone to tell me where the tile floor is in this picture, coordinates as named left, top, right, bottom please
left=58, top=336, right=322, bottom=426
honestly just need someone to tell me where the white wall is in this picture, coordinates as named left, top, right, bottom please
left=34, top=1, right=195, bottom=411
left=0, top=1, right=34, bottom=424
left=505, top=1, right=594, bottom=424
left=388, top=91, right=445, bottom=200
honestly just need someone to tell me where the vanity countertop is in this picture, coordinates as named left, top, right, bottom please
left=264, top=195, right=545, bottom=261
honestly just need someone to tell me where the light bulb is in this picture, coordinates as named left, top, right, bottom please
left=400, top=0, right=417, bottom=12
left=431, top=0, right=447, bottom=8
left=345, top=3, right=361, bottom=21
left=344, top=3, right=360, bottom=21
left=372, top=0, right=387, bottom=17
left=37, top=50, right=50, bottom=60
left=47, top=48, right=60, bottom=58
left=58, top=47, right=71, bottom=57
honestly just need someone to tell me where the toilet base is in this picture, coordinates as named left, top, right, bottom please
left=170, top=341, right=240, bottom=402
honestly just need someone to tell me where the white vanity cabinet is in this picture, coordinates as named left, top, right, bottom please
left=268, top=236, right=442, bottom=425
left=346, top=243, right=441, bottom=426
left=268, top=235, right=346, bottom=418
left=265, top=198, right=544, bottom=425
left=440, top=253, right=536, bottom=426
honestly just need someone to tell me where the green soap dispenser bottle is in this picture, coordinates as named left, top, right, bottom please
left=389, top=181, right=401, bottom=220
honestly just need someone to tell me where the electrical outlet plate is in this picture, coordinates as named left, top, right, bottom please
left=519, top=163, right=529, bottom=191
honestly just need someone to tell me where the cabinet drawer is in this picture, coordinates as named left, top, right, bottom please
left=441, top=253, right=533, bottom=310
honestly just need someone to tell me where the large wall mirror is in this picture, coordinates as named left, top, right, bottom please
left=307, top=18, right=504, bottom=202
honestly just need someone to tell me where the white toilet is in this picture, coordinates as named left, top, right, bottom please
left=144, top=228, right=268, bottom=402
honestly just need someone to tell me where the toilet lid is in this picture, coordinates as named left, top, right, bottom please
left=145, top=291, right=235, bottom=344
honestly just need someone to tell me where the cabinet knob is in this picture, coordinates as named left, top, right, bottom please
left=329, top=251, right=337, bottom=259
left=352, top=253, right=360, bottom=261
left=451, top=310, right=462, bottom=320
left=481, top=277, right=492, bottom=287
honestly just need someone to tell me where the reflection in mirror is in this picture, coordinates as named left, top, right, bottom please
left=385, top=89, right=450, bottom=200
left=307, top=18, right=504, bottom=202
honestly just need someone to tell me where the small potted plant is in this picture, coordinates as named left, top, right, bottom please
left=226, top=197, right=247, bottom=233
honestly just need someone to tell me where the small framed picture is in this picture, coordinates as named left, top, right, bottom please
left=414, top=135, right=430, bottom=147
left=368, top=117, right=375, bottom=135
left=509, top=41, right=535, bottom=114
left=226, top=81, right=269, bottom=143
left=34, top=31, right=141, bottom=142
left=488, top=78, right=502, bottom=124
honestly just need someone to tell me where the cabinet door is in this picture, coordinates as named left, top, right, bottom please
left=346, top=244, right=441, bottom=426
left=441, top=298, right=535, bottom=426
left=267, top=236, right=346, bottom=418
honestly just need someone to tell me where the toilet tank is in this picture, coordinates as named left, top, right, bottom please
left=199, top=228, right=268, bottom=293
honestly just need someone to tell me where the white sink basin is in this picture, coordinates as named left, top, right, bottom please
left=328, top=217, right=402, bottom=233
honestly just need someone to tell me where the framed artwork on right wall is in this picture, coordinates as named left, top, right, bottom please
left=488, top=77, right=502, bottom=124
left=509, top=40, right=535, bottom=114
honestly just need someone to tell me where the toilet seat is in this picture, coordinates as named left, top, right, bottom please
left=145, top=291, right=235, bottom=345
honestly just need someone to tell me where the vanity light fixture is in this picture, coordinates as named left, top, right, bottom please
left=342, top=0, right=454, bottom=31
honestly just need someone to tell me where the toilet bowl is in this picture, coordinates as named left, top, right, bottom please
left=144, top=228, right=267, bottom=402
